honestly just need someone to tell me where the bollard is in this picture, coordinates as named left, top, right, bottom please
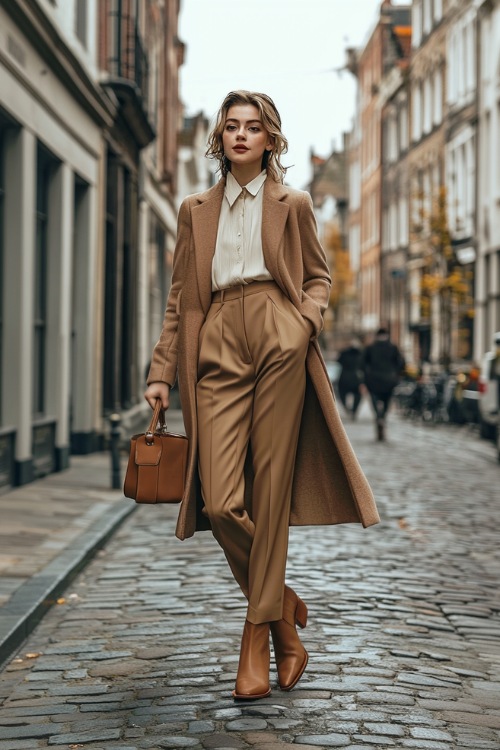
left=109, top=412, right=122, bottom=490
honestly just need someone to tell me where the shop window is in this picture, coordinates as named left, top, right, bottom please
left=34, top=145, right=54, bottom=417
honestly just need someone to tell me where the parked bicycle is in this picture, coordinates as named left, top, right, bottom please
left=394, top=373, right=449, bottom=425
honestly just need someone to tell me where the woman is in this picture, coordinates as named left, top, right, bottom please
left=145, top=91, right=379, bottom=701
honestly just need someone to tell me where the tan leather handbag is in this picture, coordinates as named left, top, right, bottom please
left=124, top=399, right=188, bottom=504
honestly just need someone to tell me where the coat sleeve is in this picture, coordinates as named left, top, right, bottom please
left=298, top=191, right=332, bottom=337
left=147, top=197, right=192, bottom=386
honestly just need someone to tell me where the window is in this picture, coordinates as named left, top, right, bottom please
left=457, top=144, right=465, bottom=234
left=423, top=77, right=432, bottom=134
left=413, top=169, right=424, bottom=230
left=120, top=169, right=138, bottom=409
left=148, top=36, right=159, bottom=133
left=447, top=29, right=456, bottom=104
left=0, top=126, right=4, bottom=425
left=497, top=103, right=500, bottom=198
left=433, top=68, right=442, bottom=125
left=466, top=19, right=475, bottom=95
left=451, top=141, right=469, bottom=237
left=34, top=146, right=52, bottom=417
left=388, top=114, right=398, bottom=163
left=459, top=25, right=466, bottom=101
left=399, top=103, right=409, bottom=152
left=448, top=147, right=457, bottom=232
left=466, top=135, right=475, bottom=236
left=349, top=224, right=361, bottom=273
left=481, top=17, right=491, bottom=83
left=412, top=83, right=422, bottom=142
left=413, top=0, right=422, bottom=47
left=423, top=0, right=432, bottom=35
left=449, top=12, right=477, bottom=108
left=75, top=0, right=88, bottom=47
left=423, top=170, right=431, bottom=232
left=390, top=201, right=398, bottom=251
left=483, top=111, right=491, bottom=201
left=349, top=160, right=360, bottom=211
left=432, top=163, right=440, bottom=193
left=399, top=196, right=409, bottom=246
left=103, top=152, right=139, bottom=413
left=382, top=208, right=388, bottom=251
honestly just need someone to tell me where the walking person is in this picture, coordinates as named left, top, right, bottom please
left=362, top=327, right=405, bottom=441
left=337, top=339, right=364, bottom=419
left=144, top=91, right=379, bottom=701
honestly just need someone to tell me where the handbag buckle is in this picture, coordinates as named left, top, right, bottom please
left=145, top=430, right=155, bottom=446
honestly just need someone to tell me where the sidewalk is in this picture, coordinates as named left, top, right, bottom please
left=0, top=410, right=185, bottom=666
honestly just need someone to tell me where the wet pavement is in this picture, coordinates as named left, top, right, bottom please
left=0, top=403, right=499, bottom=750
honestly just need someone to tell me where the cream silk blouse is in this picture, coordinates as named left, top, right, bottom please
left=211, top=170, right=273, bottom=291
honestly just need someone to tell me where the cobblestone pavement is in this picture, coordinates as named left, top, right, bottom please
left=0, top=407, right=499, bottom=750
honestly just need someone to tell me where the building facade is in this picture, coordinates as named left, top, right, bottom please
left=98, top=0, right=184, bottom=436
left=0, top=0, right=112, bottom=487
left=355, top=18, right=383, bottom=334
left=379, top=7, right=412, bottom=355
left=0, top=0, right=183, bottom=490
left=407, top=0, right=477, bottom=368
left=407, top=0, right=448, bottom=366
left=348, top=2, right=413, bottom=338
left=444, top=0, right=477, bottom=363
left=345, top=70, right=363, bottom=340
left=341, top=0, right=497, bottom=370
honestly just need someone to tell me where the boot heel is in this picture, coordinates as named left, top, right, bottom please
left=295, top=596, right=308, bottom=629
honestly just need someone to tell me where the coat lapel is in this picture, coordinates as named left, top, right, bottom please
left=191, top=181, right=225, bottom=314
left=262, top=179, right=289, bottom=281
left=191, top=177, right=289, bottom=315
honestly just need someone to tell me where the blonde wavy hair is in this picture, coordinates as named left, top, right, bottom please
left=206, top=90, right=288, bottom=183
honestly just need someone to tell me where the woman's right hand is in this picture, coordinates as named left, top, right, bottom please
left=144, top=381, right=171, bottom=411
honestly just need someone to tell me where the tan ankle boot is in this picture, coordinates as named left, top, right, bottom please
left=270, top=585, right=308, bottom=691
left=232, top=620, right=271, bottom=700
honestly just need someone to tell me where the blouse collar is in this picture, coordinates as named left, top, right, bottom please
left=225, top=169, right=267, bottom=207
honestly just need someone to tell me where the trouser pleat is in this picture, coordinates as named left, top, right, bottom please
left=196, top=283, right=309, bottom=623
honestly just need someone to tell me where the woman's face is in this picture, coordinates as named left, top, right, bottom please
left=222, top=104, right=273, bottom=172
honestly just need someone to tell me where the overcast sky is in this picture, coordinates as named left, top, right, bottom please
left=178, top=0, right=409, bottom=189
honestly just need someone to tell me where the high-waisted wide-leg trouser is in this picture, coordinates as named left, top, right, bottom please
left=196, top=280, right=310, bottom=625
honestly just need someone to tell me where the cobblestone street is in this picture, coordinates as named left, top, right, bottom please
left=0, top=407, right=499, bottom=750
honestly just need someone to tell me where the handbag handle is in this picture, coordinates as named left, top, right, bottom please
left=145, top=399, right=166, bottom=444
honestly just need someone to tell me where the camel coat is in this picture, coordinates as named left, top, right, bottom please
left=147, top=177, right=380, bottom=540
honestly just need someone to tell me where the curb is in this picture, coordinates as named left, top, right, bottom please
left=0, top=499, right=136, bottom=668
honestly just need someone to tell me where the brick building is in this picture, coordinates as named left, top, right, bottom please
left=380, top=7, right=412, bottom=354
left=348, top=1, right=412, bottom=337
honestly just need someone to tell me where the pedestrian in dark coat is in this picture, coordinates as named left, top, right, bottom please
left=337, top=339, right=364, bottom=419
left=144, top=90, right=379, bottom=702
left=362, top=327, right=405, bottom=440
